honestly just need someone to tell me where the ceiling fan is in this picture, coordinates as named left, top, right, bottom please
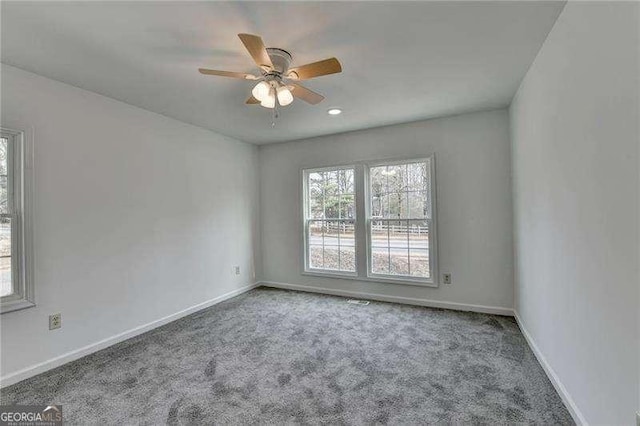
left=198, top=34, right=342, bottom=109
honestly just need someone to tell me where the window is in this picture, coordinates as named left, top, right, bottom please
left=368, top=159, right=434, bottom=282
left=1, top=128, right=34, bottom=313
left=303, top=167, right=357, bottom=274
left=302, top=156, right=437, bottom=286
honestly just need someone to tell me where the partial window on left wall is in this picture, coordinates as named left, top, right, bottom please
left=303, top=167, right=357, bottom=275
left=1, top=128, right=34, bottom=313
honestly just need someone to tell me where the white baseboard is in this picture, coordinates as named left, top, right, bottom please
left=259, top=281, right=514, bottom=316
left=0, top=282, right=259, bottom=388
left=514, top=311, right=587, bottom=426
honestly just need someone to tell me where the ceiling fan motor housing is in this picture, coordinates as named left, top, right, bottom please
left=266, top=48, right=292, bottom=75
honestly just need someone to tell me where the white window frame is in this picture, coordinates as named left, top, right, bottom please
left=300, top=155, right=438, bottom=287
left=1, top=127, right=35, bottom=314
left=365, top=156, right=438, bottom=286
left=301, top=165, right=358, bottom=277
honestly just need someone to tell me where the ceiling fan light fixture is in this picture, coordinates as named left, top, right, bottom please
left=252, top=81, right=271, bottom=102
left=276, top=85, right=294, bottom=107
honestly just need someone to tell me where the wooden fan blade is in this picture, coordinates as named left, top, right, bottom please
left=290, top=82, right=324, bottom=105
left=246, top=95, right=260, bottom=104
left=199, top=68, right=257, bottom=79
left=238, top=33, right=274, bottom=69
left=287, top=58, right=342, bottom=80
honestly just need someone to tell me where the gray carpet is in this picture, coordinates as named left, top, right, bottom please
left=1, top=287, right=573, bottom=424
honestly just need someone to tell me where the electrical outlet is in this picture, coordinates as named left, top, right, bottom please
left=49, top=313, right=61, bottom=330
left=234, top=266, right=240, bottom=275
left=442, top=273, right=452, bottom=285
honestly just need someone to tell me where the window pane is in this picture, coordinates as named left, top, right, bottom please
left=0, top=138, right=7, bottom=215
left=371, top=245, right=389, bottom=274
left=370, top=168, right=384, bottom=199
left=380, top=165, right=404, bottom=193
left=338, top=220, right=355, bottom=272
left=408, top=220, right=429, bottom=250
left=340, top=247, right=356, bottom=272
left=0, top=217, right=11, bottom=297
left=323, top=246, right=340, bottom=270
left=409, top=249, right=429, bottom=278
left=324, top=195, right=340, bottom=219
left=309, top=200, right=323, bottom=219
left=309, top=245, right=324, bottom=269
left=388, top=220, right=407, bottom=248
left=370, top=193, right=383, bottom=218
left=408, top=191, right=428, bottom=218
left=371, top=220, right=409, bottom=276
left=409, top=220, right=430, bottom=278
left=309, top=220, right=324, bottom=239
left=385, top=192, right=407, bottom=219
left=370, top=220, right=388, bottom=247
left=324, top=220, right=340, bottom=248
left=339, top=194, right=355, bottom=219
left=377, top=194, right=389, bottom=218
left=0, top=176, right=7, bottom=216
left=339, top=221, right=355, bottom=247
left=389, top=250, right=409, bottom=276
left=323, top=171, right=340, bottom=218
left=308, top=172, right=324, bottom=218
left=338, top=169, right=354, bottom=194
left=324, top=170, right=339, bottom=197
left=407, top=162, right=427, bottom=191
left=387, top=220, right=409, bottom=275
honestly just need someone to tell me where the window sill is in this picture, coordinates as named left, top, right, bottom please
left=301, top=270, right=438, bottom=288
left=1, top=298, right=36, bottom=314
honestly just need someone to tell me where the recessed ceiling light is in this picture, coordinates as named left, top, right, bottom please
left=327, top=108, right=342, bottom=115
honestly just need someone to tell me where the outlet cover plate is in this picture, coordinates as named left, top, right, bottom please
left=443, top=273, right=452, bottom=285
left=49, top=313, right=61, bottom=330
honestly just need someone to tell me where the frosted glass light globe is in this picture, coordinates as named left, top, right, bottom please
left=276, top=86, right=294, bottom=106
left=260, top=89, right=276, bottom=108
left=251, top=81, right=271, bottom=101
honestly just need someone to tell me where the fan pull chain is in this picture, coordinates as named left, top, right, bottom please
left=271, top=101, right=279, bottom=127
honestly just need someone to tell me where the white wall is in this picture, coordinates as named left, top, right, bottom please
left=0, top=65, right=261, bottom=380
left=510, top=2, right=639, bottom=424
left=259, top=109, right=514, bottom=312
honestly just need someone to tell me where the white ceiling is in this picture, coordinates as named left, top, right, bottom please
left=1, top=1, right=564, bottom=144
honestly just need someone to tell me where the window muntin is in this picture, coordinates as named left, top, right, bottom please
left=368, top=160, right=433, bottom=281
left=304, top=167, right=356, bottom=274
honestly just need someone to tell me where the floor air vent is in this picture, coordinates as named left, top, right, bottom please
left=347, top=299, right=370, bottom=306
